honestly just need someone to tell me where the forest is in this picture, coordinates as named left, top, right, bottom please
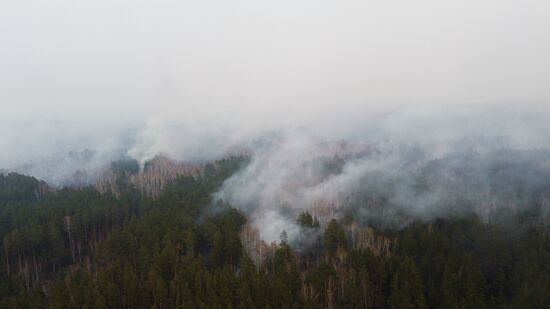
left=0, top=156, right=549, bottom=308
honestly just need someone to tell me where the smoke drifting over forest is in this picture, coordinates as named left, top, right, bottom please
left=215, top=107, right=550, bottom=242
left=4, top=2, right=550, bottom=308
left=2, top=0, right=550, bottom=244
left=2, top=106, right=550, bottom=244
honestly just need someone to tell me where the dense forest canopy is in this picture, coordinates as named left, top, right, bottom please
left=3, top=0, right=550, bottom=307
left=0, top=154, right=548, bottom=308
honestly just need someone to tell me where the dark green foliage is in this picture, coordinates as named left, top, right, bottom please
left=110, top=158, right=140, bottom=175
left=1, top=157, right=549, bottom=308
left=297, top=211, right=320, bottom=228
left=387, top=256, right=426, bottom=309
left=323, top=219, right=348, bottom=255
left=0, top=172, right=48, bottom=204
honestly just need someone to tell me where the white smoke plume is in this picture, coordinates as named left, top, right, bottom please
left=0, top=118, right=252, bottom=185
left=215, top=107, right=550, bottom=243
left=2, top=0, right=550, bottom=243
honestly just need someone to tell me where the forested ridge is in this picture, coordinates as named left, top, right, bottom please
left=0, top=157, right=549, bottom=308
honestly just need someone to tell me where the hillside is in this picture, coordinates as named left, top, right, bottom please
left=0, top=156, right=549, bottom=308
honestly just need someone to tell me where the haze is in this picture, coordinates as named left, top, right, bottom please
left=2, top=0, right=549, bottom=123
left=2, top=0, right=550, bottom=246
left=1, top=0, right=550, bottom=174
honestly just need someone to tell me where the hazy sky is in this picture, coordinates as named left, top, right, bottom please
left=2, top=1, right=550, bottom=231
left=1, top=0, right=549, bottom=128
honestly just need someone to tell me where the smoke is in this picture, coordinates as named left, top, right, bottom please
left=2, top=101, right=550, bottom=246
left=126, top=118, right=253, bottom=168
left=2, top=105, right=550, bottom=246
left=0, top=118, right=252, bottom=185
left=2, top=0, right=550, bottom=243
left=215, top=106, right=550, bottom=243
left=0, top=120, right=131, bottom=185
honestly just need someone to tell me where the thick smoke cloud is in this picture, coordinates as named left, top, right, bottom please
left=0, top=120, right=132, bottom=185
left=1, top=0, right=550, bottom=243
left=2, top=106, right=550, bottom=245
left=215, top=107, right=550, bottom=243
left=126, top=118, right=253, bottom=167
left=0, top=119, right=253, bottom=184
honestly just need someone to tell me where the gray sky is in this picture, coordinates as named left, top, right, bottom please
left=1, top=0, right=549, bottom=128
left=3, top=0, right=550, bottom=228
